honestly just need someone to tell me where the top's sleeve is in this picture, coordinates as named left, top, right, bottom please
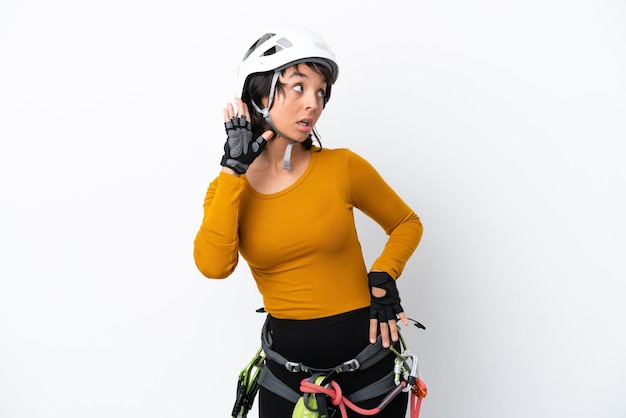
left=193, top=172, right=246, bottom=279
left=347, top=151, right=423, bottom=279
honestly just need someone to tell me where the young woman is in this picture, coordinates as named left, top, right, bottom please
left=194, top=25, right=423, bottom=418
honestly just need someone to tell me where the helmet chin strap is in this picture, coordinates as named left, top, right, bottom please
left=282, top=141, right=298, bottom=171
left=250, top=71, right=298, bottom=171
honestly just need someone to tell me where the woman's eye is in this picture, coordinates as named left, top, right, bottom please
left=317, top=89, right=326, bottom=99
left=292, top=84, right=303, bottom=92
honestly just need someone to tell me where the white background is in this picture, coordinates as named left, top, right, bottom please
left=1, top=1, right=625, bottom=417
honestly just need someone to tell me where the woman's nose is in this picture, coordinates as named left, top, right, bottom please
left=304, top=91, right=320, bottom=110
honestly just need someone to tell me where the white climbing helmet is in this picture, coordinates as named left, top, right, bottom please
left=236, top=25, right=339, bottom=100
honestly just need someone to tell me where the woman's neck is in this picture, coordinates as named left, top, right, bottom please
left=245, top=139, right=312, bottom=194
left=262, top=138, right=306, bottom=170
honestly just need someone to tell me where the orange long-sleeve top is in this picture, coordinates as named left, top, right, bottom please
left=193, top=147, right=423, bottom=320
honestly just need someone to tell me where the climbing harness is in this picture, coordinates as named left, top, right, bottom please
left=230, top=315, right=428, bottom=418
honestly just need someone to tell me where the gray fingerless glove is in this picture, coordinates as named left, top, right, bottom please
left=220, top=115, right=267, bottom=174
left=368, top=271, right=404, bottom=323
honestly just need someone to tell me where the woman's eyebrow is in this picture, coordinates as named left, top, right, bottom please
left=286, top=70, right=328, bottom=87
left=287, top=70, right=308, bottom=79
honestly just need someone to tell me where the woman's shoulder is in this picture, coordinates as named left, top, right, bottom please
left=310, top=147, right=377, bottom=181
left=315, top=146, right=362, bottom=160
left=315, top=146, right=372, bottom=167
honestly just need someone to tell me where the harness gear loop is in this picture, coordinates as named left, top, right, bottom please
left=231, top=348, right=265, bottom=418
left=387, top=345, right=428, bottom=418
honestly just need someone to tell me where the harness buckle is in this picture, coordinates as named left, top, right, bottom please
left=285, top=361, right=305, bottom=373
left=340, top=358, right=360, bottom=372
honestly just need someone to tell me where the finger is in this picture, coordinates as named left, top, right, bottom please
left=388, top=318, right=399, bottom=343
left=379, top=321, right=390, bottom=348
left=223, top=102, right=235, bottom=121
left=369, top=318, right=378, bottom=344
left=252, top=135, right=266, bottom=153
left=262, top=130, right=275, bottom=141
left=398, top=311, right=409, bottom=326
left=237, top=98, right=250, bottom=120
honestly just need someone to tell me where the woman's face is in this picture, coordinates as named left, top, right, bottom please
left=268, top=64, right=328, bottom=142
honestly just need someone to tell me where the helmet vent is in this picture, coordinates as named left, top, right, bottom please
left=242, top=33, right=276, bottom=61
left=262, top=46, right=279, bottom=56
left=261, top=37, right=293, bottom=57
